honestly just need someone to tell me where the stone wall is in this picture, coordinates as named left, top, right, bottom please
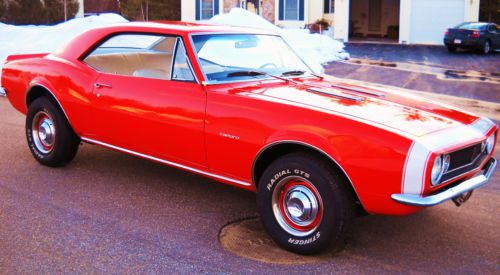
left=224, top=0, right=240, bottom=13
left=261, top=0, right=275, bottom=23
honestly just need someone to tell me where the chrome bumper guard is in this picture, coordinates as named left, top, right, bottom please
left=392, top=157, right=497, bottom=207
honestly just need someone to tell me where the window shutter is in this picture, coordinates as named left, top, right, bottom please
left=195, top=0, right=200, bottom=20
left=214, top=0, right=219, bottom=15
left=299, top=0, right=304, bottom=21
left=279, top=0, right=284, bottom=20
left=324, top=0, right=329, bottom=14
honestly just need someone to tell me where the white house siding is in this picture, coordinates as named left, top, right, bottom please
left=409, top=0, right=465, bottom=44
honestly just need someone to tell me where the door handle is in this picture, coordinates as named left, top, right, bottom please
left=94, top=83, right=112, bottom=89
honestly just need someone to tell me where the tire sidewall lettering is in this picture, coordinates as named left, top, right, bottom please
left=287, top=231, right=321, bottom=245
left=266, top=168, right=311, bottom=191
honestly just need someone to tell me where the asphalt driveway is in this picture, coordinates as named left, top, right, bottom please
left=0, top=95, right=499, bottom=272
left=326, top=43, right=500, bottom=102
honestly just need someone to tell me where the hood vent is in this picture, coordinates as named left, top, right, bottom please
left=330, top=83, right=385, bottom=98
left=306, top=87, right=364, bottom=102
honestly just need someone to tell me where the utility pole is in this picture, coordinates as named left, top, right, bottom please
left=63, top=0, right=68, bottom=21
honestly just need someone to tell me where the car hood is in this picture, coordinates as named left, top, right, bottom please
left=226, top=78, right=482, bottom=137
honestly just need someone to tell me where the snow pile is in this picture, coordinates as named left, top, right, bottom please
left=0, top=14, right=127, bottom=94
left=209, top=8, right=349, bottom=73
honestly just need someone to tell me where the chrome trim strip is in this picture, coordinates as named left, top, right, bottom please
left=392, top=157, right=497, bottom=207
left=251, top=140, right=363, bottom=206
left=306, top=87, right=364, bottom=102
left=81, top=137, right=252, bottom=187
left=330, top=83, right=385, bottom=97
left=26, top=83, right=72, bottom=125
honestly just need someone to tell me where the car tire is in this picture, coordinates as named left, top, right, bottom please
left=480, top=40, right=491, bottom=55
left=446, top=45, right=457, bottom=53
left=257, top=152, right=354, bottom=254
left=26, top=97, right=80, bottom=167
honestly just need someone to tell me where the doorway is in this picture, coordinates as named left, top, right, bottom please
left=349, top=0, right=400, bottom=43
left=242, top=0, right=260, bottom=15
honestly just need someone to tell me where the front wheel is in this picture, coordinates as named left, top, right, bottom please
left=257, top=152, right=354, bottom=254
left=26, top=97, right=80, bottom=167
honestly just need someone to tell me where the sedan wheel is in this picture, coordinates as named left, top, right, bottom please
left=481, top=40, right=491, bottom=55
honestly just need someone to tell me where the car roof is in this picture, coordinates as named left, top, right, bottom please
left=98, top=21, right=278, bottom=35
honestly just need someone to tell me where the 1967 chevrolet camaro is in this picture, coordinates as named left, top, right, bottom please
left=1, top=22, right=497, bottom=254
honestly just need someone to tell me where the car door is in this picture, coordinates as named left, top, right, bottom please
left=491, top=24, right=500, bottom=49
left=83, top=34, right=207, bottom=169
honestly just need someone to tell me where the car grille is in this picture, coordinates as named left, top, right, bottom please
left=441, top=142, right=488, bottom=182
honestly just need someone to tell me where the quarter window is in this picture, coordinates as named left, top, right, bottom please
left=172, top=39, right=195, bottom=81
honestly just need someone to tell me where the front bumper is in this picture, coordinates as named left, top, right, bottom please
left=391, top=157, right=497, bottom=207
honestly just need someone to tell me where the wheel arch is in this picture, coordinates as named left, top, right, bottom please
left=252, top=141, right=363, bottom=207
left=25, top=83, right=72, bottom=126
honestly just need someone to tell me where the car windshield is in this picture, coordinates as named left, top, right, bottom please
left=455, top=22, right=487, bottom=30
left=191, top=34, right=312, bottom=82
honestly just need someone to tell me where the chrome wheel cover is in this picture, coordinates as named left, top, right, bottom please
left=32, top=111, right=55, bottom=154
left=272, top=176, right=323, bottom=237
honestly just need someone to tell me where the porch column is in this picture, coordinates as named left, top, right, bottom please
left=464, top=0, right=480, bottom=22
left=399, top=0, right=411, bottom=44
left=333, top=0, right=349, bottom=41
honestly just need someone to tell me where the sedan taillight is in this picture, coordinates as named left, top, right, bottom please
left=471, top=31, right=480, bottom=38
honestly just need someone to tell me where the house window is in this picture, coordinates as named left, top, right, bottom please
left=201, top=0, right=214, bottom=20
left=279, top=0, right=303, bottom=21
left=324, top=0, right=334, bottom=14
left=284, top=0, right=299, bottom=20
left=196, top=0, right=219, bottom=20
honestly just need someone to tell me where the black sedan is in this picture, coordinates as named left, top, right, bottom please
left=444, top=22, right=499, bottom=54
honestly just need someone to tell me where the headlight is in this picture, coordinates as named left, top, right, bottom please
left=431, top=154, right=450, bottom=186
left=485, top=134, right=495, bottom=154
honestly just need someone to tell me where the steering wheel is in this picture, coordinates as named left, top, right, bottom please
left=259, top=63, right=278, bottom=69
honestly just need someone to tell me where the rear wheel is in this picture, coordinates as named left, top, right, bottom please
left=446, top=45, right=457, bottom=53
left=257, top=152, right=354, bottom=254
left=26, top=97, right=80, bottom=167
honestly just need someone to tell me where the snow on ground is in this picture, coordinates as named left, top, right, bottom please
left=0, top=14, right=128, bottom=94
left=0, top=9, right=348, bottom=95
left=209, top=8, right=350, bottom=73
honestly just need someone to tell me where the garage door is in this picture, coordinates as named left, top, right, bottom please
left=410, top=0, right=465, bottom=45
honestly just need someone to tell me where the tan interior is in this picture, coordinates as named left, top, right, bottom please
left=84, top=52, right=173, bottom=80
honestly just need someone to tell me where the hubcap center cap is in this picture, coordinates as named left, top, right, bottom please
left=284, top=185, right=319, bottom=226
left=39, top=120, right=54, bottom=145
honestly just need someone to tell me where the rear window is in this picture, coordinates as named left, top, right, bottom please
left=455, top=22, right=487, bottom=30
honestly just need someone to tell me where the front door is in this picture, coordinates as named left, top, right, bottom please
left=83, top=34, right=207, bottom=169
left=368, top=0, right=382, bottom=33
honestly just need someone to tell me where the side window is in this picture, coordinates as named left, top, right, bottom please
left=83, top=34, right=176, bottom=80
left=172, top=39, right=195, bottom=82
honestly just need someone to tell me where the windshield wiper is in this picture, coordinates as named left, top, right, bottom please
left=227, top=70, right=267, bottom=77
left=281, top=70, right=306, bottom=76
left=226, top=70, right=294, bottom=83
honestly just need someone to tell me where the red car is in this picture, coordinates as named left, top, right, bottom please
left=1, top=22, right=498, bottom=254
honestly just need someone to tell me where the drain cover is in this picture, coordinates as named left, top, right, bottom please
left=219, top=217, right=336, bottom=264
